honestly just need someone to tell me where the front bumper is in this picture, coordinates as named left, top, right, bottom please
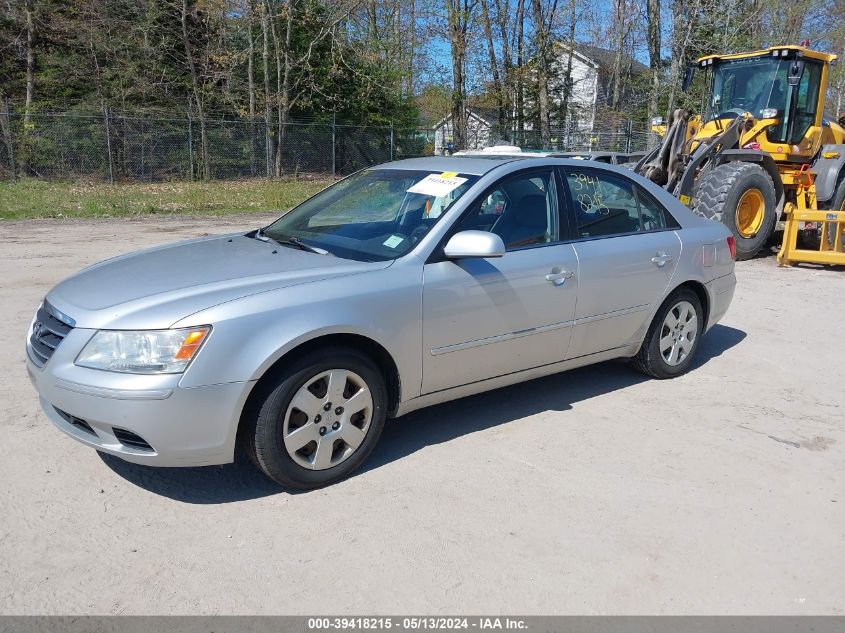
left=26, top=327, right=254, bottom=467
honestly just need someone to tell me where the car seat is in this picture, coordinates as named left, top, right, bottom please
left=492, top=193, right=549, bottom=248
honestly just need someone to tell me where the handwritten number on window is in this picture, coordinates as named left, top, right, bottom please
left=570, top=173, right=609, bottom=214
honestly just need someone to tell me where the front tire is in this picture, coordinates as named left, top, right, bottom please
left=245, top=348, right=388, bottom=489
left=632, top=288, right=704, bottom=379
left=693, top=162, right=777, bottom=260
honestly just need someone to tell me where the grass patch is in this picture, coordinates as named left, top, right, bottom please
left=0, top=177, right=334, bottom=220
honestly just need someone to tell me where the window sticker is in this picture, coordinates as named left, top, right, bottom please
left=407, top=173, right=468, bottom=198
left=383, top=235, right=405, bottom=248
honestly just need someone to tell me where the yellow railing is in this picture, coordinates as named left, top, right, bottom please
left=777, top=207, right=845, bottom=266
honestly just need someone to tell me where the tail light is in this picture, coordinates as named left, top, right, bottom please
left=727, top=236, right=737, bottom=260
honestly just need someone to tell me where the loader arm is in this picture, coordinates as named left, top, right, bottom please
left=674, top=115, right=745, bottom=200
left=635, top=109, right=689, bottom=189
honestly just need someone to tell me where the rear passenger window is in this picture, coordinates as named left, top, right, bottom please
left=564, top=169, right=675, bottom=238
left=637, top=189, right=680, bottom=230
left=565, top=171, right=640, bottom=238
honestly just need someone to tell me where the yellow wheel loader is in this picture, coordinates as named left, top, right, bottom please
left=634, top=45, right=845, bottom=263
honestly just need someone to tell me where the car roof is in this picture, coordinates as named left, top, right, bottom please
left=375, top=156, right=523, bottom=176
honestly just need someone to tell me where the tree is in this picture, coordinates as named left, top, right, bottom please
left=495, top=0, right=520, bottom=135
left=24, top=0, right=34, bottom=124
left=246, top=0, right=256, bottom=120
left=406, top=0, right=416, bottom=97
left=665, top=0, right=701, bottom=118
left=530, top=0, right=556, bottom=147
left=446, top=0, right=477, bottom=151
left=646, top=0, right=661, bottom=130
left=262, top=0, right=273, bottom=172
left=180, top=0, right=214, bottom=179
left=556, top=0, right=577, bottom=129
left=514, top=0, right=526, bottom=135
left=269, top=0, right=364, bottom=175
left=479, top=0, right=504, bottom=131
left=609, top=0, right=635, bottom=110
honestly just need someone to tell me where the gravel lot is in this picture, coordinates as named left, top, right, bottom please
left=1, top=215, right=842, bottom=615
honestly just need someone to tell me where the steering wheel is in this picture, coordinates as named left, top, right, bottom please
left=408, top=225, right=430, bottom=245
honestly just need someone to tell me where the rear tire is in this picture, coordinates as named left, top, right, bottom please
left=632, top=288, right=704, bottom=379
left=693, top=162, right=777, bottom=260
left=244, top=347, right=387, bottom=490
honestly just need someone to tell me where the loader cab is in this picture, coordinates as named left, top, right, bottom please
left=697, top=46, right=834, bottom=160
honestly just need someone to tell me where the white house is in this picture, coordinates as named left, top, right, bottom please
left=548, top=44, right=601, bottom=131
left=432, top=45, right=648, bottom=153
left=548, top=43, right=649, bottom=131
left=433, top=107, right=498, bottom=155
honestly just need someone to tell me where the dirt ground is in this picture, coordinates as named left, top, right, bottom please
left=0, top=215, right=842, bottom=615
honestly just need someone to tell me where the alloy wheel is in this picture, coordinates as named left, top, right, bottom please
left=659, top=300, right=698, bottom=366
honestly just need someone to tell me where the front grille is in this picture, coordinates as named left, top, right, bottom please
left=112, top=428, right=154, bottom=452
left=28, top=301, right=74, bottom=367
left=54, top=407, right=96, bottom=436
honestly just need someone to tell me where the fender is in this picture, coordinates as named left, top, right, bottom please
left=811, top=144, right=845, bottom=203
left=173, top=262, right=424, bottom=402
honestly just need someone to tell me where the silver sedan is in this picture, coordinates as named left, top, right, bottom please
left=26, top=156, right=736, bottom=488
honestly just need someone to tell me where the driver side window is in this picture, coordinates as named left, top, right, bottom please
left=455, top=171, right=559, bottom=250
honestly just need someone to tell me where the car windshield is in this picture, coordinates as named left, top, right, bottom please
left=706, top=57, right=789, bottom=121
left=263, top=168, right=478, bottom=261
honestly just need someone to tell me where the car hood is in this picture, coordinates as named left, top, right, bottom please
left=46, top=233, right=391, bottom=329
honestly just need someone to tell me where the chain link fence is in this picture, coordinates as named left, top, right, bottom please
left=486, top=121, right=652, bottom=154
left=0, top=111, right=650, bottom=183
left=432, top=110, right=654, bottom=156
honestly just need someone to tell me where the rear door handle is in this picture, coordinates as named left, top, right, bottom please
left=546, top=267, right=575, bottom=285
left=651, top=251, right=673, bottom=267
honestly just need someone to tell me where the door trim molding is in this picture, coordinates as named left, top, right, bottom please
left=429, top=304, right=650, bottom=357
left=573, top=303, right=650, bottom=325
left=430, top=318, right=574, bottom=356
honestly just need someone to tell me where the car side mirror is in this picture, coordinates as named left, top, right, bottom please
left=443, top=230, right=506, bottom=259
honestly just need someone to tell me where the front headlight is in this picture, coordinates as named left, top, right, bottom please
left=75, top=327, right=211, bottom=374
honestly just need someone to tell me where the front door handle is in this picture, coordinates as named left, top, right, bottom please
left=651, top=251, right=673, bottom=267
left=546, top=267, right=575, bottom=285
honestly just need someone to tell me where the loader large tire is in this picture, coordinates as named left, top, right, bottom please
left=693, top=162, right=777, bottom=260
